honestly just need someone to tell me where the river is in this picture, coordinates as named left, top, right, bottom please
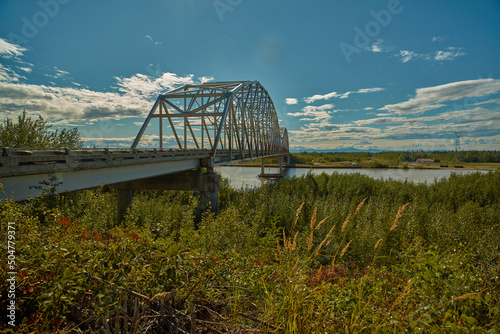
left=214, top=166, right=489, bottom=189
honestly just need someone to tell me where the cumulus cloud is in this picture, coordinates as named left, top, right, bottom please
left=114, top=72, right=196, bottom=98
left=0, top=39, right=210, bottom=121
left=287, top=104, right=334, bottom=123
left=199, top=76, right=215, bottom=84
left=380, top=78, right=500, bottom=115
left=285, top=98, right=298, bottom=105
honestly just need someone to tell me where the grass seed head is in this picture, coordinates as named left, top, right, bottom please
left=355, top=197, right=368, bottom=215
left=341, top=214, right=351, bottom=232
left=340, top=240, right=352, bottom=257
left=390, top=203, right=409, bottom=231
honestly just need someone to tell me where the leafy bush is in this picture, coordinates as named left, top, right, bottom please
left=1, top=171, right=498, bottom=332
left=0, top=111, right=83, bottom=148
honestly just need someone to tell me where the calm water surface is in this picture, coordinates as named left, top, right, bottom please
left=214, top=166, right=489, bottom=189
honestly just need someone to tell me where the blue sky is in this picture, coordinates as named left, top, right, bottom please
left=0, top=0, right=499, bottom=151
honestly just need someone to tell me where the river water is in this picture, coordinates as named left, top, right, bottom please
left=214, top=166, right=489, bottom=189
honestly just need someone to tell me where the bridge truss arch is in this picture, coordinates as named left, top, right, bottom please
left=131, top=81, right=289, bottom=165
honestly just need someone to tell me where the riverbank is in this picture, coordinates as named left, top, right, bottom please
left=229, top=162, right=500, bottom=171
left=231, top=151, right=500, bottom=171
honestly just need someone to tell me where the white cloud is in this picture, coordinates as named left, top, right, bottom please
left=367, top=39, right=389, bottom=53
left=0, top=56, right=209, bottom=121
left=431, top=36, right=444, bottom=42
left=304, top=91, right=339, bottom=104
left=354, top=116, right=407, bottom=126
left=304, top=87, right=384, bottom=104
left=199, top=76, right=214, bottom=84
left=398, top=50, right=417, bottom=63
left=380, top=78, right=500, bottom=115
left=18, top=67, right=32, bottom=73
left=357, top=87, right=385, bottom=94
left=0, top=38, right=27, bottom=59
left=0, top=63, right=25, bottom=82
left=145, top=35, right=162, bottom=46
left=45, top=67, right=71, bottom=80
left=397, top=47, right=466, bottom=63
left=434, top=47, right=466, bottom=61
left=285, top=98, right=298, bottom=105
left=287, top=104, right=334, bottom=123
left=114, top=72, right=196, bottom=98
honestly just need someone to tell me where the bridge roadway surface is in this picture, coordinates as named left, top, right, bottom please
left=0, top=147, right=286, bottom=202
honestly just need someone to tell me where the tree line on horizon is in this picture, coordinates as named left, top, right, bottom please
left=290, top=150, right=500, bottom=165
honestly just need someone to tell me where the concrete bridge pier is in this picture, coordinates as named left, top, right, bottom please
left=114, top=169, right=221, bottom=222
left=259, top=156, right=286, bottom=179
left=116, top=188, right=133, bottom=223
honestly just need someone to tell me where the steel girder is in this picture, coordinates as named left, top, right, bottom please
left=131, top=81, right=289, bottom=163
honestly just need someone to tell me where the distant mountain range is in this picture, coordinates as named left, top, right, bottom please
left=289, top=147, right=386, bottom=153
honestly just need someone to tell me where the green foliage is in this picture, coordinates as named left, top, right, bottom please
left=290, top=150, right=500, bottom=165
left=0, top=110, right=83, bottom=148
left=1, top=171, right=499, bottom=332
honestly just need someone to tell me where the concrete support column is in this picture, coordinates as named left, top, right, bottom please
left=261, top=158, right=265, bottom=175
left=116, top=188, right=133, bottom=222
left=278, top=156, right=284, bottom=176
left=199, top=171, right=221, bottom=212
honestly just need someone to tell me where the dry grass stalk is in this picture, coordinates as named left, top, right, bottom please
left=314, top=217, right=329, bottom=232
left=374, top=238, right=383, bottom=250
left=292, top=202, right=305, bottom=231
left=307, top=231, right=314, bottom=252
left=390, top=280, right=413, bottom=311
left=341, top=214, right=351, bottom=232
left=389, top=203, right=409, bottom=231
left=340, top=240, right=352, bottom=257
left=292, top=258, right=299, bottom=271
left=314, top=223, right=336, bottom=256
left=310, top=208, right=317, bottom=231
left=453, top=292, right=479, bottom=301
left=325, top=224, right=336, bottom=247
left=309, top=215, right=329, bottom=252
left=276, top=239, right=281, bottom=256
left=355, top=197, right=368, bottom=215
left=292, top=231, right=298, bottom=251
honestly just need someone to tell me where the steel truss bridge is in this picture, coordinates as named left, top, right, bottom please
left=0, top=81, right=289, bottom=217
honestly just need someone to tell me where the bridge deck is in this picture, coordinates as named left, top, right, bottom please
left=0, top=148, right=288, bottom=201
left=0, top=148, right=287, bottom=178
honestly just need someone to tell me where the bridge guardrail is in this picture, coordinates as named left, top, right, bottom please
left=0, top=148, right=285, bottom=177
